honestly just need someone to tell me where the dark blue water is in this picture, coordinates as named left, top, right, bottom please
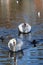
left=0, top=0, right=43, bottom=65
left=0, top=26, right=43, bottom=65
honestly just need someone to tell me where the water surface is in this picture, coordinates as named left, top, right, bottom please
left=0, top=0, right=43, bottom=65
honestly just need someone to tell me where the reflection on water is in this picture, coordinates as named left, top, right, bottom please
left=18, top=33, right=31, bottom=41
left=0, top=0, right=43, bottom=65
left=0, top=43, right=43, bottom=65
left=0, top=0, right=43, bottom=27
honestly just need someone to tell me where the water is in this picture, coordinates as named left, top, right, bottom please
left=0, top=0, right=43, bottom=65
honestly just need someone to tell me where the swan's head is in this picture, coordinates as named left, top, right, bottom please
left=13, top=39, right=16, bottom=46
left=24, top=23, right=26, bottom=26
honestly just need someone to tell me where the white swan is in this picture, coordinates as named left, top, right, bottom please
left=18, top=23, right=31, bottom=34
left=8, top=38, right=23, bottom=52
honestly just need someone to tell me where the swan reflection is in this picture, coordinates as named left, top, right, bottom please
left=18, top=33, right=31, bottom=41
left=9, top=50, right=24, bottom=65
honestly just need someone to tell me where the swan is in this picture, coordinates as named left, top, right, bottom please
left=8, top=38, right=23, bottom=52
left=18, top=23, right=31, bottom=34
